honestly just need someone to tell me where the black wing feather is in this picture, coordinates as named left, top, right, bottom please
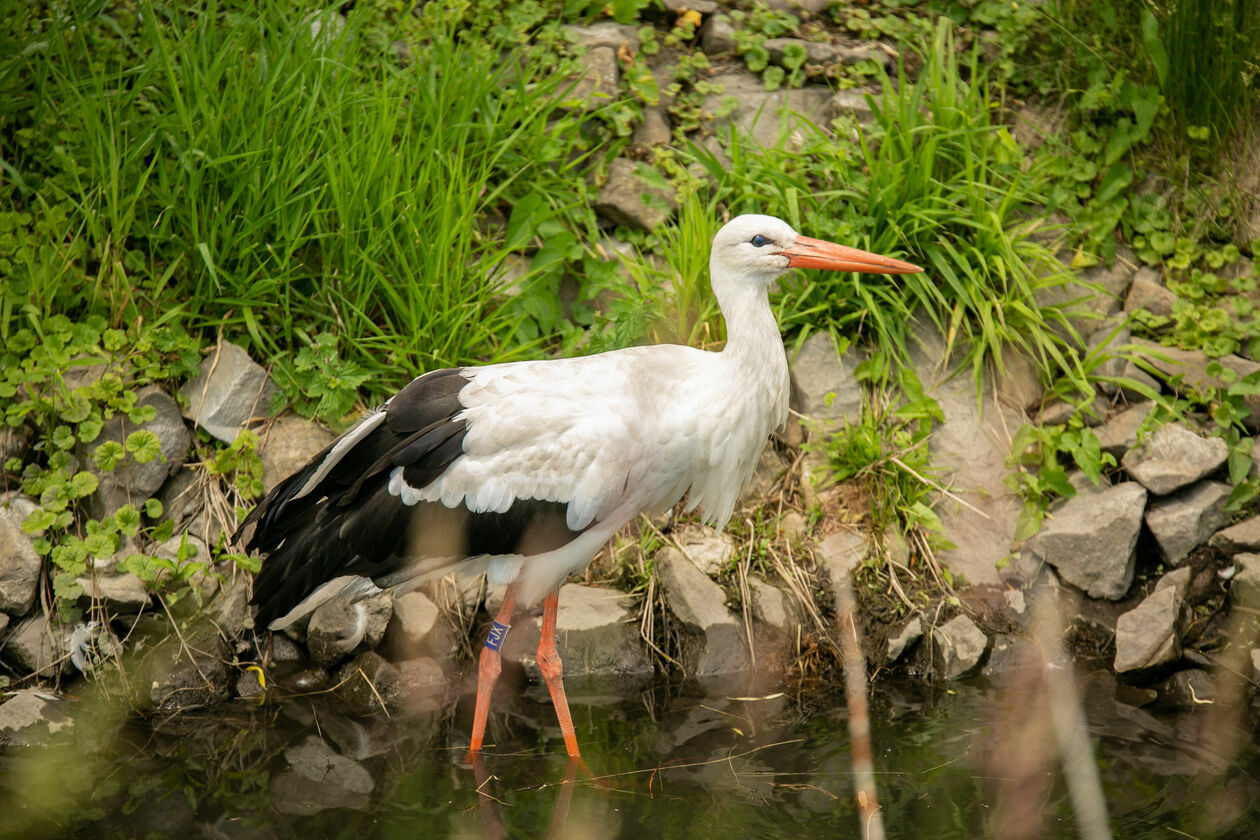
left=242, top=367, right=582, bottom=628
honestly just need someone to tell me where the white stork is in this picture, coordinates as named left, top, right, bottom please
left=241, top=214, right=921, bottom=758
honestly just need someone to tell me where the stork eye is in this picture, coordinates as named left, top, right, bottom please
left=750, top=235, right=769, bottom=247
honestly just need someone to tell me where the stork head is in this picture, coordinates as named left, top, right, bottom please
left=710, top=214, right=922, bottom=288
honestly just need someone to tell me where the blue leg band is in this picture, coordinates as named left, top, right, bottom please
left=484, top=620, right=510, bottom=652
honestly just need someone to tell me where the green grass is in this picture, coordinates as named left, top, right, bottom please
left=3, top=0, right=595, bottom=396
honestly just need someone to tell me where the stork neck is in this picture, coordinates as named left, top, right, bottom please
left=716, top=280, right=782, bottom=368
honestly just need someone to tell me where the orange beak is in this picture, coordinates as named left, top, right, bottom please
left=783, top=235, right=923, bottom=274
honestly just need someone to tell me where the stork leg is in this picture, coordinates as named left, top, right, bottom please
left=537, top=590, right=581, bottom=758
left=468, top=582, right=517, bottom=757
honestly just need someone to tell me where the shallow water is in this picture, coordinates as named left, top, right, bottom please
left=2, top=669, right=1257, bottom=839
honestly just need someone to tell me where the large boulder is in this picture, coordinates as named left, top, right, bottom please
left=657, top=551, right=750, bottom=677
left=1143, top=481, right=1231, bottom=565
left=1022, top=481, right=1147, bottom=600
left=501, top=584, right=652, bottom=686
left=594, top=158, right=676, bottom=232
left=790, top=331, right=864, bottom=434
left=1121, top=423, right=1228, bottom=495
left=931, top=614, right=988, bottom=679
left=385, top=590, right=458, bottom=661
left=3, top=616, right=73, bottom=677
left=0, top=496, right=42, bottom=616
left=259, top=414, right=335, bottom=494
left=1114, top=585, right=1183, bottom=674
left=307, top=590, right=394, bottom=668
left=86, top=385, right=190, bottom=519
left=1209, top=515, right=1260, bottom=552
left=180, top=341, right=279, bottom=443
left=909, top=319, right=1035, bottom=586
left=0, top=689, right=73, bottom=746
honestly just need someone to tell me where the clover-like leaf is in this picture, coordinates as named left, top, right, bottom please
left=125, top=430, right=161, bottom=463
left=21, top=508, right=57, bottom=535
left=67, top=470, right=99, bottom=499
left=115, top=504, right=142, bottom=537
left=94, top=440, right=125, bottom=472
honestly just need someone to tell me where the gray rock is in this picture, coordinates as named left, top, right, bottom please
left=503, top=584, right=651, bottom=683
left=886, top=616, right=922, bottom=663
left=0, top=689, right=73, bottom=746
left=332, top=650, right=448, bottom=714
left=634, top=106, right=672, bottom=146
left=0, top=496, right=42, bottom=616
left=236, top=668, right=266, bottom=700
left=829, top=89, right=876, bottom=126
left=0, top=425, right=30, bottom=466
left=908, top=319, right=1026, bottom=586
left=1082, top=254, right=1139, bottom=316
left=148, top=636, right=231, bottom=711
left=75, top=572, right=151, bottom=613
left=208, top=575, right=253, bottom=633
left=700, top=15, right=737, bottom=54
left=671, top=523, right=736, bottom=576
left=1036, top=248, right=1134, bottom=326
left=1155, top=668, right=1214, bottom=709
left=1010, top=102, right=1064, bottom=152
left=1086, top=323, right=1130, bottom=382
left=1154, top=566, right=1192, bottom=602
left=981, top=634, right=1035, bottom=682
left=790, top=331, right=863, bottom=433
left=273, top=736, right=373, bottom=815
left=3, top=616, right=72, bottom=676
left=658, top=551, right=750, bottom=676
left=931, top=614, right=987, bottom=679
left=180, top=341, right=279, bottom=443
left=1210, top=517, right=1260, bottom=553
left=1116, top=360, right=1163, bottom=400
left=568, top=46, right=618, bottom=105
left=1143, top=481, right=1231, bottom=565
left=594, top=158, right=677, bottom=232
left=395, top=657, right=450, bottom=714
left=285, top=735, right=374, bottom=793
left=259, top=414, right=335, bottom=494
left=1130, top=338, right=1260, bottom=428
left=1122, top=423, right=1228, bottom=495
left=1124, top=270, right=1177, bottom=317
left=85, top=385, right=190, bottom=518
left=661, top=0, right=717, bottom=14
left=704, top=72, right=834, bottom=150
left=1095, top=401, right=1155, bottom=458
left=307, top=590, right=393, bottom=668
left=564, top=22, right=640, bottom=51
left=1114, top=585, right=1183, bottom=674
left=749, top=577, right=797, bottom=635
left=1231, top=553, right=1260, bottom=609
left=385, top=590, right=457, bottom=661
left=1024, top=481, right=1147, bottom=600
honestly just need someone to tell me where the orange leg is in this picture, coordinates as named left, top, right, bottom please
left=537, top=590, right=582, bottom=758
left=467, top=583, right=517, bottom=758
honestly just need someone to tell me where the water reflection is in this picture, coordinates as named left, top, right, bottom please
left=0, top=672, right=1257, bottom=839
